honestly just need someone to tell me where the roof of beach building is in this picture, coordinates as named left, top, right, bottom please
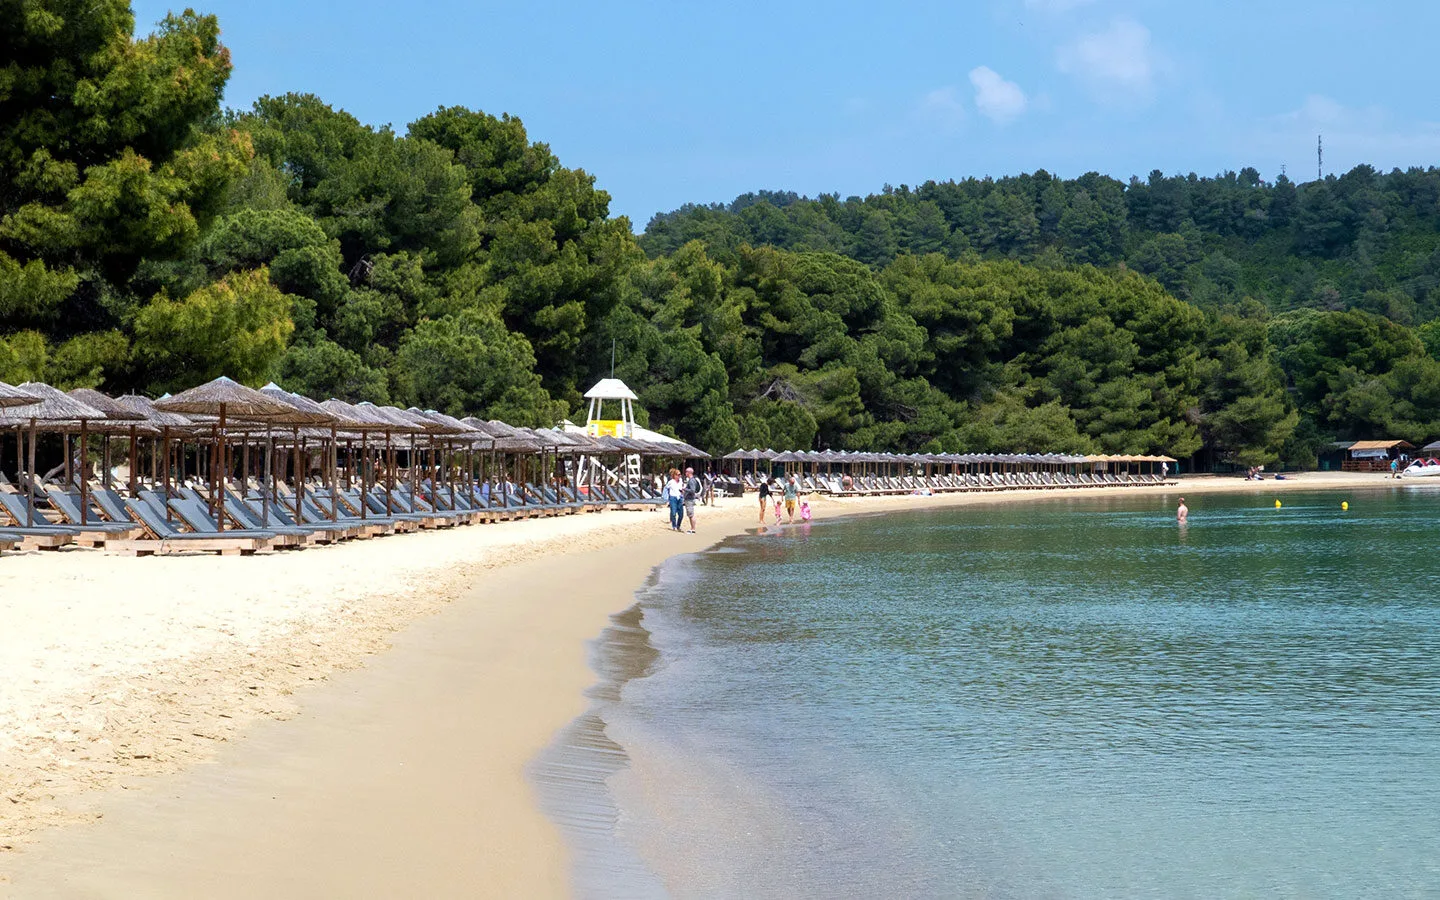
left=583, top=378, right=639, bottom=401
left=1348, top=439, right=1415, bottom=451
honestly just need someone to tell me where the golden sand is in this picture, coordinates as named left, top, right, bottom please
left=0, top=471, right=1394, bottom=897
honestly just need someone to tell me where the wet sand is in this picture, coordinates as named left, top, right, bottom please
left=0, top=472, right=1398, bottom=897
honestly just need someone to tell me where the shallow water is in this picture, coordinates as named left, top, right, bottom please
left=537, top=487, right=1440, bottom=897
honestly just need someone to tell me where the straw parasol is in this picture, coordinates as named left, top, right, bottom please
left=0, top=383, right=106, bottom=527
left=258, top=383, right=339, bottom=526
left=320, top=399, right=394, bottom=522
left=62, top=388, right=146, bottom=524
left=113, top=394, right=194, bottom=500
left=369, top=406, right=438, bottom=513
left=0, top=381, right=41, bottom=409
left=154, top=377, right=296, bottom=531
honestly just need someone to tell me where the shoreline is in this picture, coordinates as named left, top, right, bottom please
left=0, top=471, right=1413, bottom=896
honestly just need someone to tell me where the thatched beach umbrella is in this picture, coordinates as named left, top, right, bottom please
left=321, top=399, right=393, bottom=521
left=0, top=383, right=105, bottom=527
left=113, top=394, right=193, bottom=502
left=155, top=377, right=294, bottom=531
left=308, top=399, right=369, bottom=522
left=0, top=381, right=41, bottom=409
left=418, top=411, right=484, bottom=508
left=64, top=388, right=145, bottom=524
left=259, top=383, right=337, bottom=526
left=370, top=405, right=436, bottom=513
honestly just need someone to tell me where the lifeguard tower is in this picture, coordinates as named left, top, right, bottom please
left=583, top=378, right=638, bottom=439
left=578, top=377, right=642, bottom=486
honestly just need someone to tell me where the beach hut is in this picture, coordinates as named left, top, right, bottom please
left=1342, top=439, right=1414, bottom=473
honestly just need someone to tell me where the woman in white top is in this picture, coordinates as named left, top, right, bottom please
left=664, top=469, right=685, bottom=531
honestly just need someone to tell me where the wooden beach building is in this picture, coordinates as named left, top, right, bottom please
left=1340, top=439, right=1414, bottom=472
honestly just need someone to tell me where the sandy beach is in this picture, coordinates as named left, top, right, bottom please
left=0, top=471, right=1402, bottom=897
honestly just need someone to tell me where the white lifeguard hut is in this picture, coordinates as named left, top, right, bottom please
left=576, top=377, right=641, bottom=486
left=569, top=377, right=693, bottom=489
left=583, top=378, right=638, bottom=439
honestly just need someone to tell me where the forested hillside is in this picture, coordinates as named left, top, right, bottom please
left=4, top=1, right=1440, bottom=468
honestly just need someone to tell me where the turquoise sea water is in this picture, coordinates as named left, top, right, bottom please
left=537, top=488, right=1440, bottom=898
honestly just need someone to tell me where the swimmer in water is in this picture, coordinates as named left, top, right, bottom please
left=1177, top=497, right=1188, bottom=522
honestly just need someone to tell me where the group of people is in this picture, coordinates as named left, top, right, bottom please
left=756, top=473, right=809, bottom=525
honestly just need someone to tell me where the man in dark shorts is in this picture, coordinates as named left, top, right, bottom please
left=683, top=466, right=702, bottom=533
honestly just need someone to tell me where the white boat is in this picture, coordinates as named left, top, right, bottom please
left=1400, top=459, right=1440, bottom=477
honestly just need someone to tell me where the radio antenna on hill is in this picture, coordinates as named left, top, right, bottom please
left=1317, top=134, right=1323, bottom=180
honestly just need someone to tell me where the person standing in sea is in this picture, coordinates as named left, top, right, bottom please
left=783, top=473, right=800, bottom=523
left=1177, top=497, right=1188, bottom=522
left=683, top=466, right=702, bottom=533
left=758, top=477, right=771, bottom=523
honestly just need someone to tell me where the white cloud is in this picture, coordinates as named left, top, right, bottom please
left=1284, top=94, right=1352, bottom=128
left=969, top=66, right=1028, bottom=124
left=917, top=86, right=966, bottom=130
left=1056, top=18, right=1163, bottom=103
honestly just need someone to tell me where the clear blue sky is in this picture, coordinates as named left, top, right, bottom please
left=135, top=0, right=1440, bottom=228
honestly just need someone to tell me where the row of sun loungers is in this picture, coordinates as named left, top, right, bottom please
left=0, top=476, right=670, bottom=556
left=726, top=470, right=1176, bottom=496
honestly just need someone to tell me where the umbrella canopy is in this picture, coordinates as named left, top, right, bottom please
left=486, top=420, right=543, bottom=452
left=533, top=427, right=591, bottom=454
left=321, top=399, right=393, bottom=431
left=0, top=382, right=106, bottom=424
left=154, top=376, right=294, bottom=420
left=112, top=394, right=194, bottom=429
left=0, top=381, right=41, bottom=409
left=412, top=408, right=470, bottom=435
left=66, top=388, right=145, bottom=422
left=259, top=383, right=338, bottom=425
left=364, top=405, right=428, bottom=436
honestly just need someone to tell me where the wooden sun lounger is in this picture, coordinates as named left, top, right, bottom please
left=287, top=491, right=388, bottom=537
left=107, top=499, right=276, bottom=556
left=0, top=491, right=80, bottom=549
left=42, top=487, right=145, bottom=545
left=1, top=488, right=138, bottom=547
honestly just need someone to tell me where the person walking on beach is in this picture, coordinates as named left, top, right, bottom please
left=683, top=466, right=702, bottom=533
left=758, top=477, right=771, bottom=523
left=1391, top=457, right=1399, bottom=479
left=664, top=468, right=684, bottom=531
left=1177, top=497, right=1188, bottom=522
left=783, top=473, right=799, bottom=523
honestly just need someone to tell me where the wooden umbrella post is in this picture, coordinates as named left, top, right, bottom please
left=359, top=428, right=369, bottom=521
left=330, top=425, right=339, bottom=523
left=294, top=427, right=304, bottom=521
left=128, top=424, right=138, bottom=498
left=262, top=425, right=273, bottom=528
left=217, top=404, right=227, bottom=533
left=26, top=418, right=37, bottom=528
